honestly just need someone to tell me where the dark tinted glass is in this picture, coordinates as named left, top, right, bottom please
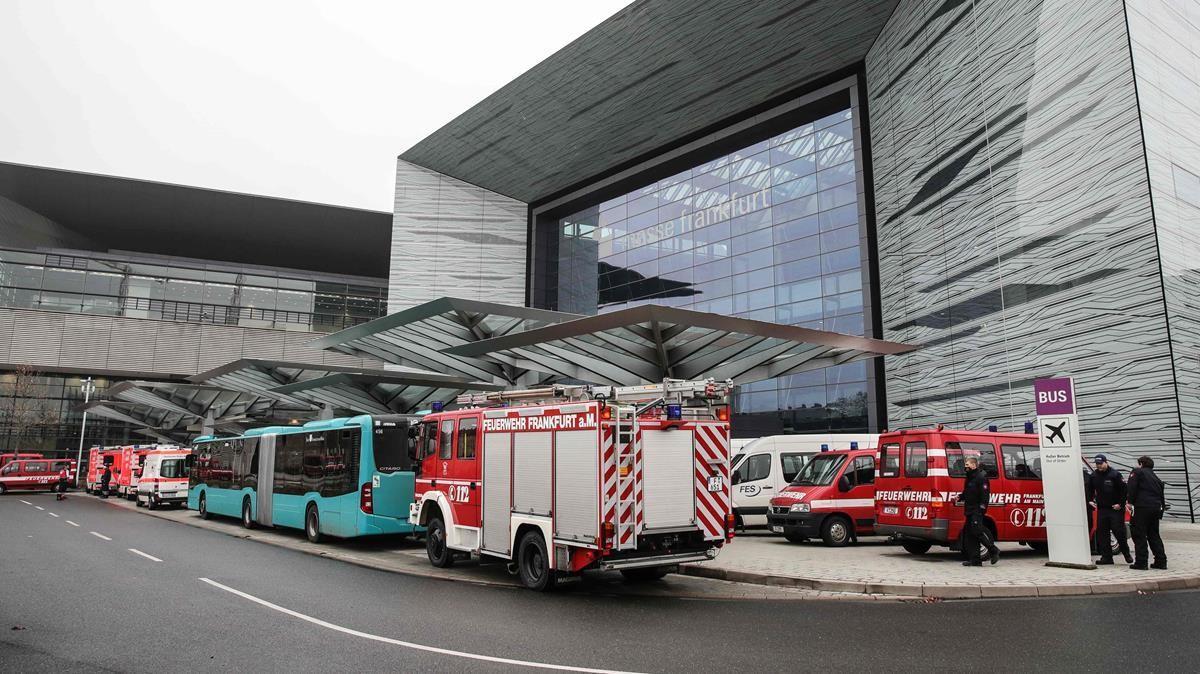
left=904, top=442, right=928, bottom=478
left=373, top=420, right=412, bottom=473
left=852, top=456, right=874, bottom=485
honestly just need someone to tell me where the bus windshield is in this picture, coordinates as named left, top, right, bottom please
left=373, top=420, right=413, bottom=473
left=790, top=454, right=847, bottom=486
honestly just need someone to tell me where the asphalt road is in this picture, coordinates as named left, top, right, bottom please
left=3, top=492, right=1200, bottom=673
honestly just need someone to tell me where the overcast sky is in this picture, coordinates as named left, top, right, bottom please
left=0, top=0, right=628, bottom=212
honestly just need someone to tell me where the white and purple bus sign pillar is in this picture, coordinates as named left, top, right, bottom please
left=1034, top=377, right=1094, bottom=569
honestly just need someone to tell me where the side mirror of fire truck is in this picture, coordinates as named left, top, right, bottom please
left=837, top=475, right=852, bottom=493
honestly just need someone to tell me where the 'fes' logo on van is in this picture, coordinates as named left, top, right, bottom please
left=739, top=484, right=761, bottom=496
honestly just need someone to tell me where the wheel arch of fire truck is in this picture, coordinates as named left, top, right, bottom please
left=408, top=378, right=735, bottom=590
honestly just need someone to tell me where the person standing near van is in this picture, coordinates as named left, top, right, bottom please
left=55, top=465, right=69, bottom=500
left=1086, top=454, right=1132, bottom=565
left=957, top=456, right=1000, bottom=566
left=99, top=465, right=111, bottom=499
left=1127, top=456, right=1167, bottom=570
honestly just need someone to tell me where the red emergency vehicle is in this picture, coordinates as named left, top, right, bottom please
left=873, top=427, right=1121, bottom=557
left=1, top=452, right=43, bottom=468
left=410, top=379, right=735, bottom=591
left=87, top=446, right=122, bottom=495
left=765, top=446, right=878, bottom=545
left=0, top=459, right=60, bottom=493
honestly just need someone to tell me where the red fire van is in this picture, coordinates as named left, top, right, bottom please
left=765, top=447, right=878, bottom=546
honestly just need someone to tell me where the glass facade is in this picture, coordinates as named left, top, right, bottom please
left=0, top=372, right=133, bottom=454
left=0, top=248, right=387, bottom=333
left=548, top=107, right=871, bottom=434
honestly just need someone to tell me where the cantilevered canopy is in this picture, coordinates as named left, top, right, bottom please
left=442, top=305, right=918, bottom=386
left=190, top=358, right=499, bottom=415
left=106, top=381, right=286, bottom=425
left=308, top=297, right=580, bottom=386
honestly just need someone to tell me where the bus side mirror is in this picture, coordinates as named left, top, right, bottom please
left=838, top=476, right=852, bottom=492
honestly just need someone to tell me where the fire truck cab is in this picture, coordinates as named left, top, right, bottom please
left=410, top=379, right=735, bottom=591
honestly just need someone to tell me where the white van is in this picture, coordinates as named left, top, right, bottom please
left=136, top=450, right=191, bottom=509
left=731, top=434, right=879, bottom=526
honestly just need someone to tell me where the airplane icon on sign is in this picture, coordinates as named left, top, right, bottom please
left=1044, top=421, right=1067, bottom=444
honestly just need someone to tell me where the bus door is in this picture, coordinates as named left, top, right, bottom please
left=370, top=418, right=415, bottom=519
left=256, top=435, right=275, bottom=527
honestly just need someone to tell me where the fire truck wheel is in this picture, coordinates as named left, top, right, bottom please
left=426, top=517, right=454, bottom=568
left=901, top=540, right=932, bottom=555
left=517, top=531, right=555, bottom=592
left=242, top=497, right=255, bottom=529
left=198, top=493, right=209, bottom=519
left=305, top=504, right=323, bottom=544
left=620, top=566, right=671, bottom=582
left=821, top=516, right=852, bottom=547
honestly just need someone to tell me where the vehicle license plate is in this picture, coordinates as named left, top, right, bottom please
left=883, top=506, right=899, bottom=515
left=707, top=475, right=724, bottom=492
left=771, top=526, right=784, bottom=533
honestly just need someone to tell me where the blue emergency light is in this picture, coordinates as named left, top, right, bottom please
left=431, top=401, right=445, bottom=412
left=850, top=441, right=859, bottom=450
left=988, top=425, right=998, bottom=432
left=666, top=404, right=682, bottom=420
left=820, top=444, right=829, bottom=452
left=1025, top=421, right=1035, bottom=434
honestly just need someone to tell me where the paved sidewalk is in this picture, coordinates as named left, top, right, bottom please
left=681, top=528, right=1200, bottom=599
left=93, top=494, right=904, bottom=602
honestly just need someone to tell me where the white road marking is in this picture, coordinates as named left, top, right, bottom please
left=34, top=506, right=45, bottom=511
left=19, top=499, right=32, bottom=505
left=89, top=531, right=112, bottom=541
left=129, top=548, right=163, bottom=562
left=66, top=520, right=80, bottom=527
left=198, top=578, right=644, bottom=673
left=48, top=512, right=59, bottom=518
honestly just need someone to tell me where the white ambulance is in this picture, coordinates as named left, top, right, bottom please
left=410, top=379, right=735, bottom=591
left=136, top=449, right=192, bottom=509
left=731, top=433, right=879, bottom=526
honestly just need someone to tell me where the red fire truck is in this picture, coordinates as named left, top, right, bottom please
left=409, top=379, right=735, bottom=591
left=86, top=446, right=122, bottom=495
left=116, top=445, right=176, bottom=500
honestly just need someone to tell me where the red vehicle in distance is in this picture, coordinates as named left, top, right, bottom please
left=0, top=459, right=60, bottom=494
left=1, top=452, right=44, bottom=468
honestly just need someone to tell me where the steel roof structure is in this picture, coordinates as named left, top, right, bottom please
left=442, top=304, right=918, bottom=386
left=82, top=380, right=306, bottom=439
left=308, top=297, right=581, bottom=386
left=189, top=358, right=499, bottom=415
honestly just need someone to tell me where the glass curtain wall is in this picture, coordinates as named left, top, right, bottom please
left=552, top=108, right=869, bottom=433
left=0, top=249, right=386, bottom=333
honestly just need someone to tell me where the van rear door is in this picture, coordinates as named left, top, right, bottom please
left=874, top=440, right=933, bottom=531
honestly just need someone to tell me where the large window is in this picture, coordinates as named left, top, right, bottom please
left=545, top=106, right=868, bottom=433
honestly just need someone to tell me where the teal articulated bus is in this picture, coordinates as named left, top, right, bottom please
left=187, top=415, right=419, bottom=542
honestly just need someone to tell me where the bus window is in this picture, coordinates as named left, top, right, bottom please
left=373, top=421, right=412, bottom=473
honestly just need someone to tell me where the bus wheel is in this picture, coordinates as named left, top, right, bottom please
left=902, top=540, right=932, bottom=555
left=241, top=497, right=255, bottom=529
left=198, top=493, right=209, bottom=519
left=620, top=566, right=671, bottom=582
left=821, top=516, right=852, bottom=547
left=305, top=504, right=323, bottom=544
left=517, top=530, right=555, bottom=592
left=426, top=517, right=454, bottom=568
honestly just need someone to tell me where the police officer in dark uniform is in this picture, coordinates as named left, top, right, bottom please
left=1127, top=455, right=1167, bottom=570
left=1086, top=454, right=1131, bottom=564
left=957, top=456, right=999, bottom=566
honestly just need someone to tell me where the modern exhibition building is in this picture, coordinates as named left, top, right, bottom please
left=388, top=0, right=1200, bottom=516
left=0, top=161, right=391, bottom=451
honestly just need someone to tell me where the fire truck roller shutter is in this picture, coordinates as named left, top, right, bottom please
left=514, top=432, right=552, bottom=516
left=553, top=430, right=600, bottom=544
left=642, top=430, right=697, bottom=529
left=482, top=432, right=513, bottom=555
left=256, top=435, right=276, bottom=527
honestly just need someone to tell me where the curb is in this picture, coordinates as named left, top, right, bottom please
left=678, top=563, right=1200, bottom=599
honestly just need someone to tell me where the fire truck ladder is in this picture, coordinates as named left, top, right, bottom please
left=613, top=404, right=638, bottom=551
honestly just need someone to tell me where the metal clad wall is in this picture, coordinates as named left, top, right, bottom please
left=553, top=429, right=599, bottom=543
left=866, top=0, right=1190, bottom=511
left=513, top=431, right=552, bottom=516
left=0, top=307, right=381, bottom=377
left=1127, top=0, right=1200, bottom=516
left=389, top=159, right=527, bottom=312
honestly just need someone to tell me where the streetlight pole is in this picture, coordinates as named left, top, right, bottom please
left=75, top=377, right=96, bottom=487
